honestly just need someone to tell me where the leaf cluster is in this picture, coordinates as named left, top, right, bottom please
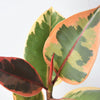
left=0, top=6, right=100, bottom=100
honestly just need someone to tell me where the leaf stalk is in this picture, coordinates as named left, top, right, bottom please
left=49, top=53, right=55, bottom=85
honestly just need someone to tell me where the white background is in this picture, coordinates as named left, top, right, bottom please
left=0, top=0, right=100, bottom=100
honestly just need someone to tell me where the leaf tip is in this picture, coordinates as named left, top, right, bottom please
left=98, top=5, right=100, bottom=8
left=49, top=6, right=54, bottom=12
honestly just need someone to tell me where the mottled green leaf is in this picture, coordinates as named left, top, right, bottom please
left=13, top=91, right=44, bottom=100
left=63, top=87, right=100, bottom=100
left=24, top=7, right=65, bottom=86
left=44, top=7, right=100, bottom=84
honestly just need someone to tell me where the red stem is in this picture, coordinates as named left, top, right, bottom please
left=49, top=53, right=55, bottom=85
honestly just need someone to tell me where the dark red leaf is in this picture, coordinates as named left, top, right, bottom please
left=0, top=57, right=45, bottom=97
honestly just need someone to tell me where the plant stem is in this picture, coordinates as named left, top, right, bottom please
left=46, top=54, right=55, bottom=100
left=46, top=84, right=53, bottom=100
left=49, top=53, right=55, bottom=85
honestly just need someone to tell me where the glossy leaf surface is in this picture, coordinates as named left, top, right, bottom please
left=24, top=7, right=64, bottom=86
left=0, top=57, right=44, bottom=97
left=63, top=87, right=100, bottom=100
left=13, top=91, right=44, bottom=100
left=43, top=6, right=100, bottom=84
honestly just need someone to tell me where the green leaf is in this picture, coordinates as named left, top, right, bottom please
left=63, top=87, right=100, bottom=100
left=0, top=57, right=44, bottom=97
left=43, top=6, right=100, bottom=84
left=13, top=91, right=44, bottom=100
left=24, top=7, right=65, bottom=86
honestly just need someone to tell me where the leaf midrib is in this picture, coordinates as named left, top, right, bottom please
left=57, top=7, right=99, bottom=75
left=0, top=69, right=44, bottom=88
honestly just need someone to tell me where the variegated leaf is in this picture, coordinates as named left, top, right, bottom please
left=63, top=87, right=100, bottom=100
left=24, top=7, right=65, bottom=86
left=43, top=6, right=100, bottom=84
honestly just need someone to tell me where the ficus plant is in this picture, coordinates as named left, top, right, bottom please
left=0, top=5, right=100, bottom=100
